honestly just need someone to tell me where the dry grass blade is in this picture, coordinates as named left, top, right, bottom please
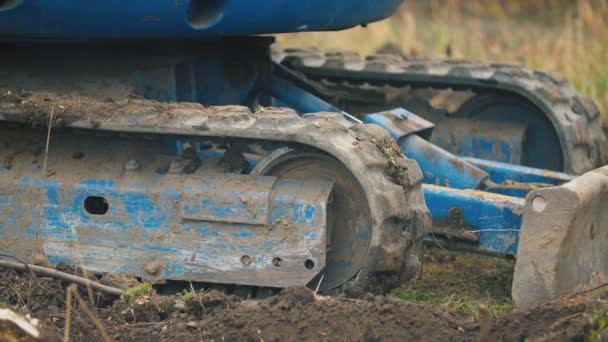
left=0, top=254, right=41, bottom=308
left=63, top=284, right=73, bottom=342
left=277, top=0, right=608, bottom=122
left=34, top=107, right=54, bottom=258
left=64, top=284, right=111, bottom=342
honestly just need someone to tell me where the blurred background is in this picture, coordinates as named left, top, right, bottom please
left=277, top=0, right=608, bottom=126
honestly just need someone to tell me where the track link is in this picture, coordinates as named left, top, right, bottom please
left=273, top=48, right=608, bottom=174
left=0, top=88, right=430, bottom=294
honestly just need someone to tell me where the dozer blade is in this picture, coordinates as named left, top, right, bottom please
left=513, top=166, right=608, bottom=310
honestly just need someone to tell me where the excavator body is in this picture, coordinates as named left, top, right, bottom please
left=0, top=0, right=607, bottom=309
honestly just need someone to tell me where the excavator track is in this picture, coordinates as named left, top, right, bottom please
left=0, top=88, right=430, bottom=295
left=273, top=48, right=608, bottom=174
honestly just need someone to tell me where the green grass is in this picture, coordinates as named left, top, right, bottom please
left=121, top=283, right=153, bottom=301
left=180, top=289, right=196, bottom=301
left=586, top=309, right=608, bottom=341
left=253, top=105, right=267, bottom=113
left=391, top=248, right=515, bottom=319
left=179, top=288, right=207, bottom=301
left=393, top=287, right=513, bottom=317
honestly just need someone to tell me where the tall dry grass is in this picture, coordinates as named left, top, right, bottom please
left=277, top=0, right=608, bottom=124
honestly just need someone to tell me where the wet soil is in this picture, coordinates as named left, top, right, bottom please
left=2, top=263, right=608, bottom=342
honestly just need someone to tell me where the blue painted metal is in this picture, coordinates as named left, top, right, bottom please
left=268, top=76, right=591, bottom=257
left=0, top=0, right=401, bottom=40
left=0, top=158, right=334, bottom=287
left=464, top=157, right=576, bottom=197
left=270, top=76, right=341, bottom=114
left=363, top=110, right=490, bottom=189
left=2, top=41, right=271, bottom=107
left=430, top=118, right=526, bottom=165
left=464, top=157, right=575, bottom=185
left=270, top=80, right=493, bottom=190
left=423, top=184, right=524, bottom=257
left=271, top=82, right=565, bottom=196
left=0, top=30, right=584, bottom=266
left=362, top=109, right=434, bottom=140
left=398, top=135, right=489, bottom=189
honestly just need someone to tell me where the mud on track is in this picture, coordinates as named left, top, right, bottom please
left=2, top=266, right=608, bottom=342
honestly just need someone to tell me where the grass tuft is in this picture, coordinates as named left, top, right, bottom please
left=391, top=247, right=515, bottom=319
left=586, top=309, right=608, bottom=341
left=121, top=283, right=153, bottom=301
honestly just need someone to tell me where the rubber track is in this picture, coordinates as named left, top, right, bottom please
left=0, top=89, right=431, bottom=294
left=273, top=48, right=608, bottom=175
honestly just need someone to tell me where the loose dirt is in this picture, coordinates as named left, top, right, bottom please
left=2, top=258, right=608, bottom=342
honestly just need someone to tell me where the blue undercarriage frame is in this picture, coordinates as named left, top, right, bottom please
left=269, top=72, right=574, bottom=257
left=0, top=39, right=577, bottom=259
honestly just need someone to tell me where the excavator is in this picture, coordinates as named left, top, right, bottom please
left=0, top=0, right=606, bottom=310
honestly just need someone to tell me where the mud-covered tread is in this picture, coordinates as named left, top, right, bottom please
left=0, top=88, right=431, bottom=293
left=273, top=48, right=608, bottom=174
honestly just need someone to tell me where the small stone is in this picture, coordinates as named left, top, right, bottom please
left=168, top=160, right=184, bottom=174
left=125, top=159, right=141, bottom=171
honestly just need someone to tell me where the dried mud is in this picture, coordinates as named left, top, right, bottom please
left=2, top=267, right=608, bottom=341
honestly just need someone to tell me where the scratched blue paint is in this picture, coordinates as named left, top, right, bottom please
left=363, top=111, right=490, bottom=189
left=270, top=76, right=345, bottom=116
left=0, top=169, right=331, bottom=285
left=181, top=189, right=268, bottom=224
left=232, top=229, right=254, bottom=238
left=0, top=195, right=11, bottom=206
left=430, top=123, right=524, bottom=165
left=399, top=135, right=489, bottom=189
left=423, top=184, right=524, bottom=257
left=304, top=205, right=316, bottom=220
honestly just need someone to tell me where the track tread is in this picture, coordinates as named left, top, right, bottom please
left=0, top=88, right=431, bottom=293
left=273, top=48, right=608, bottom=174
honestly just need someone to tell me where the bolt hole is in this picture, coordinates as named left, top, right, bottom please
left=272, top=257, right=282, bottom=267
left=84, top=196, right=109, bottom=215
left=531, top=196, right=546, bottom=213
left=240, top=255, right=252, bottom=266
left=305, top=259, right=315, bottom=270
left=187, top=0, right=226, bottom=29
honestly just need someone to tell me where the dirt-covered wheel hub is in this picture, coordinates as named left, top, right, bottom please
left=251, top=147, right=372, bottom=291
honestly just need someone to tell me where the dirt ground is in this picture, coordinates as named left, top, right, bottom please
left=2, top=250, right=608, bottom=342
